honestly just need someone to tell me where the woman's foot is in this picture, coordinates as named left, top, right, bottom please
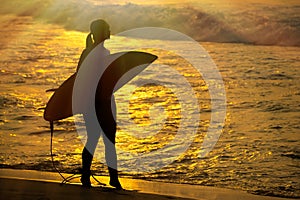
left=108, top=167, right=123, bottom=189
left=80, top=173, right=91, bottom=187
left=109, top=179, right=123, bottom=190
left=81, top=147, right=93, bottom=187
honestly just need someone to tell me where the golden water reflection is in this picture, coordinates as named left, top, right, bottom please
left=118, top=83, right=181, bottom=153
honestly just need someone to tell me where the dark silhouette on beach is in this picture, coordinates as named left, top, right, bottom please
left=76, top=19, right=122, bottom=189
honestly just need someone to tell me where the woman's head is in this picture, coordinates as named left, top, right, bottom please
left=90, top=19, right=110, bottom=44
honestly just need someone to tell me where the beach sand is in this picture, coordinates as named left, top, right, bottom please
left=0, top=169, right=292, bottom=200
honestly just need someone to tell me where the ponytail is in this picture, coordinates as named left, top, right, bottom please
left=86, top=33, right=93, bottom=49
left=77, top=33, right=94, bottom=71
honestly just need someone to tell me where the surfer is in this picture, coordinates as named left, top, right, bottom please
left=76, top=19, right=122, bottom=189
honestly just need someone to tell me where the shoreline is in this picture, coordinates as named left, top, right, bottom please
left=0, top=168, right=293, bottom=200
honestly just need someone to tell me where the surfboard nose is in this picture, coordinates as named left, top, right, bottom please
left=98, top=51, right=158, bottom=98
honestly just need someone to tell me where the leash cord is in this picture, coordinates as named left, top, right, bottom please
left=50, top=121, right=104, bottom=185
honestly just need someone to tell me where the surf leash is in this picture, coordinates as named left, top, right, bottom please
left=49, top=121, right=105, bottom=186
left=50, top=121, right=84, bottom=184
left=49, top=121, right=71, bottom=183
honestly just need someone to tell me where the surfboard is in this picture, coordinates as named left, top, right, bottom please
left=44, top=51, right=157, bottom=122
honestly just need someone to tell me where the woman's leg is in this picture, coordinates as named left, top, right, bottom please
left=102, top=126, right=122, bottom=189
left=96, top=97, right=122, bottom=189
left=81, top=114, right=101, bottom=187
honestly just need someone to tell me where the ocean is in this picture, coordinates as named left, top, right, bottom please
left=0, top=4, right=300, bottom=199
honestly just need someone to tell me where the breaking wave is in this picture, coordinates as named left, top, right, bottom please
left=1, top=0, right=299, bottom=46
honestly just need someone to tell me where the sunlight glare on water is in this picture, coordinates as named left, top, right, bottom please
left=0, top=15, right=299, bottom=198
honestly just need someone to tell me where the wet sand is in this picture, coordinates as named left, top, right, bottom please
left=0, top=169, right=292, bottom=200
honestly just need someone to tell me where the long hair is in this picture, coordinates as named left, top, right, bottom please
left=86, top=33, right=93, bottom=49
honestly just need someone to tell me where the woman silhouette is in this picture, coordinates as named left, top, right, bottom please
left=76, top=19, right=122, bottom=189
